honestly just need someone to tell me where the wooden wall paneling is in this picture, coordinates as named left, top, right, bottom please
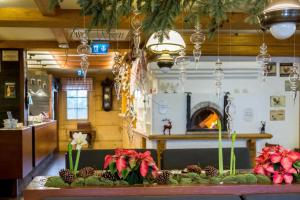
left=0, top=49, right=25, bottom=127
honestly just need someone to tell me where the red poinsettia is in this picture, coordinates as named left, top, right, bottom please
left=103, top=149, right=158, bottom=184
left=253, top=145, right=300, bottom=184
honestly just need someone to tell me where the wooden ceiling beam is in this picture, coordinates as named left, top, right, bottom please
left=0, top=8, right=258, bottom=30
left=33, top=1, right=69, bottom=46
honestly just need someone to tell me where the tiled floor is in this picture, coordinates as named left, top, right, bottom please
left=0, top=152, right=66, bottom=200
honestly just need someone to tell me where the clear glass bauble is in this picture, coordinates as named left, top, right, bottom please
left=175, top=50, right=189, bottom=67
left=77, top=44, right=91, bottom=56
left=190, top=24, right=206, bottom=45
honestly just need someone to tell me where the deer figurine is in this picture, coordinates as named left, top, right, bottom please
left=162, top=118, right=172, bottom=135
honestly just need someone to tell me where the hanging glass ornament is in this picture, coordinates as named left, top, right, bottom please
left=289, top=63, right=300, bottom=103
left=175, top=49, right=189, bottom=92
left=131, top=9, right=142, bottom=58
left=76, top=30, right=91, bottom=81
left=225, top=93, right=236, bottom=135
left=256, top=43, right=271, bottom=82
left=214, top=59, right=224, bottom=99
left=190, top=23, right=205, bottom=65
left=112, top=53, right=123, bottom=100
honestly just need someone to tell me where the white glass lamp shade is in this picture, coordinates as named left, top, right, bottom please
left=146, top=30, right=186, bottom=54
left=270, top=22, right=296, bottom=39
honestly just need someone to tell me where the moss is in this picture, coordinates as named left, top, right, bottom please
left=179, top=178, right=193, bottom=184
left=71, top=178, right=85, bottom=187
left=235, top=174, right=247, bottom=184
left=45, top=176, right=69, bottom=188
left=244, top=174, right=257, bottom=184
left=115, top=180, right=129, bottom=185
left=210, top=177, right=222, bottom=185
left=99, top=177, right=114, bottom=186
left=186, top=172, right=200, bottom=179
left=222, top=176, right=239, bottom=184
left=256, top=174, right=272, bottom=184
left=168, top=178, right=179, bottom=185
left=84, top=176, right=102, bottom=186
left=195, top=178, right=210, bottom=184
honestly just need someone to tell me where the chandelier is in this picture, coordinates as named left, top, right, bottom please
left=112, top=53, right=123, bottom=100
left=259, top=0, right=300, bottom=40
left=146, top=30, right=186, bottom=72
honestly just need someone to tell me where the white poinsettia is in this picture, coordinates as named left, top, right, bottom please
left=71, top=132, right=88, bottom=150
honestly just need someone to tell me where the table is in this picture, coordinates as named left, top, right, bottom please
left=148, top=133, right=273, bottom=168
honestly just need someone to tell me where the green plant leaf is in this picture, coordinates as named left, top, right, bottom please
left=109, top=162, right=117, bottom=174
left=122, top=168, right=130, bottom=179
left=293, top=161, right=300, bottom=169
left=129, top=159, right=136, bottom=169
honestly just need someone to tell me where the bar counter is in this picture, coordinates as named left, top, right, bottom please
left=0, top=120, right=57, bottom=197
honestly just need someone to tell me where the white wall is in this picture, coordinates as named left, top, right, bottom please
left=148, top=57, right=300, bottom=153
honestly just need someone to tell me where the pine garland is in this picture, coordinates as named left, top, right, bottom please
left=48, top=0, right=267, bottom=37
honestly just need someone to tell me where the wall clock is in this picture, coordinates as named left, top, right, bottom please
left=101, top=78, right=113, bottom=112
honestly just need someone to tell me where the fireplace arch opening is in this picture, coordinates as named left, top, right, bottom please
left=186, top=93, right=229, bottom=133
left=191, top=107, right=222, bottom=130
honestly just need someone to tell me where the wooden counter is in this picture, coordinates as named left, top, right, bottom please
left=32, top=120, right=57, bottom=167
left=0, top=127, right=32, bottom=196
left=148, top=133, right=273, bottom=168
left=24, top=176, right=300, bottom=200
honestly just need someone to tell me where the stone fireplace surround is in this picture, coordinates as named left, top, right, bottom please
left=186, top=92, right=229, bottom=133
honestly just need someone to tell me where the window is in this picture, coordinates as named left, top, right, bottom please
left=67, top=90, right=88, bottom=120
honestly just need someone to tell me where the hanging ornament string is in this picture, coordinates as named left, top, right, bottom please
left=256, top=30, right=271, bottom=82
left=214, top=24, right=224, bottom=100
left=112, top=6, right=123, bottom=101
left=289, top=33, right=299, bottom=104
left=175, top=4, right=189, bottom=93
left=77, top=12, right=91, bottom=81
left=190, top=16, right=205, bottom=70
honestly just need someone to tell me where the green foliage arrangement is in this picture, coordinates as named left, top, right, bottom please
left=48, top=0, right=267, bottom=37
left=44, top=171, right=272, bottom=188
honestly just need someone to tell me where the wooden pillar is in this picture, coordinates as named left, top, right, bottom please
left=246, top=139, right=256, bottom=167
left=156, top=140, right=166, bottom=169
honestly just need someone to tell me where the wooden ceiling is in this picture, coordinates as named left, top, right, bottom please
left=0, top=0, right=299, bottom=71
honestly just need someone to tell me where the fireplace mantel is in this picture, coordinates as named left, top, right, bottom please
left=148, top=133, right=273, bottom=168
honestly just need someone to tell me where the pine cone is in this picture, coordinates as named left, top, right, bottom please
left=101, top=171, right=118, bottom=181
left=204, top=165, right=218, bottom=177
left=78, top=167, right=95, bottom=178
left=186, top=165, right=202, bottom=174
left=155, top=170, right=171, bottom=185
left=59, top=169, right=75, bottom=184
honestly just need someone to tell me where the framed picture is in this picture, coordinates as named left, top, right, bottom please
left=265, top=62, right=277, bottom=76
left=285, top=80, right=300, bottom=91
left=4, top=82, right=16, bottom=98
left=270, top=96, right=286, bottom=107
left=270, top=110, right=285, bottom=121
left=280, top=63, right=293, bottom=77
left=2, top=50, right=19, bottom=61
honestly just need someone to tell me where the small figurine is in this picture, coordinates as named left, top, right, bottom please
left=162, top=118, right=172, bottom=135
left=260, top=121, right=266, bottom=134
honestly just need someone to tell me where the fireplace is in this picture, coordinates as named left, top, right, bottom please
left=186, top=92, right=229, bottom=133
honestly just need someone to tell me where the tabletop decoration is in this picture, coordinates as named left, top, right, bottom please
left=104, top=149, right=159, bottom=185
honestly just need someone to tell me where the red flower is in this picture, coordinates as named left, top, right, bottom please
left=104, top=155, right=113, bottom=169
left=253, top=145, right=300, bottom=184
left=116, top=156, right=127, bottom=173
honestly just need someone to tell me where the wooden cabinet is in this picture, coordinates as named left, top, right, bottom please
left=32, top=121, right=57, bottom=167
left=0, top=127, right=32, bottom=179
